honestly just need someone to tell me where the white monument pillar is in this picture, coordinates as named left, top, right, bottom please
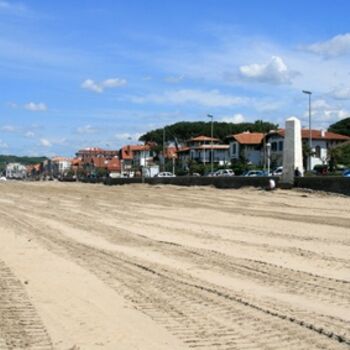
left=282, top=117, right=304, bottom=184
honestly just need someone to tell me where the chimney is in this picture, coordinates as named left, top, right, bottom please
left=321, top=129, right=325, bottom=138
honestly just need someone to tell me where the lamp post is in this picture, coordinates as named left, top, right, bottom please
left=162, top=126, right=166, bottom=172
left=266, top=143, right=271, bottom=176
left=207, top=114, right=214, bottom=174
left=302, top=90, right=312, bottom=171
left=172, top=154, right=176, bottom=175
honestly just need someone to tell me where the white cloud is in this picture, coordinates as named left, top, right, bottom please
left=7, top=102, right=18, bottom=109
left=221, top=113, right=246, bottom=124
left=304, top=33, right=350, bottom=57
left=81, top=78, right=127, bottom=93
left=114, top=132, right=142, bottom=141
left=164, top=75, right=185, bottom=83
left=312, top=99, right=331, bottom=110
left=25, top=131, right=35, bottom=138
left=1, top=125, right=15, bottom=132
left=239, top=56, right=298, bottom=85
left=303, top=98, right=350, bottom=126
left=131, top=89, right=247, bottom=107
left=0, top=1, right=26, bottom=13
left=25, top=102, right=47, bottom=112
left=77, top=124, right=97, bottom=134
left=323, top=109, right=349, bottom=121
left=0, top=139, right=8, bottom=149
left=40, top=138, right=52, bottom=147
left=330, top=86, right=350, bottom=100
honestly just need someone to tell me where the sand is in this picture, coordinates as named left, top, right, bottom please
left=0, top=181, right=349, bottom=350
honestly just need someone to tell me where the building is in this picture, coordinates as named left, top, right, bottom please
left=265, top=129, right=350, bottom=169
left=76, top=147, right=119, bottom=162
left=227, top=132, right=265, bottom=166
left=177, top=135, right=230, bottom=168
left=51, top=157, right=72, bottom=177
left=6, top=163, right=27, bottom=179
left=120, top=144, right=153, bottom=171
left=75, top=147, right=121, bottom=176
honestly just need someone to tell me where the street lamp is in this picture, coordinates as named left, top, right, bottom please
left=266, top=143, right=271, bottom=176
left=207, top=114, right=214, bottom=174
left=172, top=154, right=176, bottom=175
left=162, top=126, right=166, bottom=172
left=302, top=90, right=312, bottom=171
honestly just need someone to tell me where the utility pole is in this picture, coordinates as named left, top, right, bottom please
left=163, top=126, right=166, bottom=172
left=302, top=90, right=312, bottom=171
left=207, top=114, right=214, bottom=174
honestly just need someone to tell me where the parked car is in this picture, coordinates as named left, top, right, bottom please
left=214, top=169, right=235, bottom=177
left=156, top=172, right=176, bottom=177
left=244, top=170, right=265, bottom=177
left=272, top=166, right=283, bottom=176
left=343, top=169, right=350, bottom=177
left=207, top=171, right=217, bottom=177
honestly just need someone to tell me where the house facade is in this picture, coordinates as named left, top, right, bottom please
left=227, top=132, right=265, bottom=166
left=51, top=157, right=72, bottom=177
left=75, top=147, right=121, bottom=176
left=120, top=144, right=153, bottom=171
left=6, top=163, right=27, bottom=179
left=177, top=136, right=230, bottom=168
left=265, top=129, right=350, bottom=169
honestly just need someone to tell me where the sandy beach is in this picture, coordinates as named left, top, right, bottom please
left=0, top=181, right=349, bottom=350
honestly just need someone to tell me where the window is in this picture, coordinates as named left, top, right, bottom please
left=232, top=142, right=237, bottom=154
left=278, top=141, right=283, bottom=151
left=315, top=145, right=321, bottom=158
left=271, top=142, right=277, bottom=151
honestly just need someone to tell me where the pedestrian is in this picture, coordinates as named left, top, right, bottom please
left=294, top=167, right=302, bottom=177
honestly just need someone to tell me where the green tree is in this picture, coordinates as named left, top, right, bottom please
left=328, top=117, right=350, bottom=136
left=139, top=120, right=278, bottom=145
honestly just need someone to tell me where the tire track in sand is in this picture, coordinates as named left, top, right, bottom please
left=0, top=259, right=53, bottom=350
left=2, top=209, right=349, bottom=350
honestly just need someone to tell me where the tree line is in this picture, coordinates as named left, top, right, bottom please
left=139, top=120, right=279, bottom=146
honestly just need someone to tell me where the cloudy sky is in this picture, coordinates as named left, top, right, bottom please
left=1, top=0, right=350, bottom=156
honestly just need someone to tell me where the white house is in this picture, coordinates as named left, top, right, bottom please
left=177, top=135, right=230, bottom=168
left=51, top=157, right=72, bottom=177
left=5, top=163, right=27, bottom=179
left=227, top=132, right=265, bottom=166
left=265, top=129, right=350, bottom=169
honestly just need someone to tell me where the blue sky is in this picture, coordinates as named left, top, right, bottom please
left=1, top=0, right=350, bottom=156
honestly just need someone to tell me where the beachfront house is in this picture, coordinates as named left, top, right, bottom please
left=177, top=135, right=230, bottom=169
left=265, top=129, right=350, bottom=169
left=6, top=163, right=27, bottom=179
left=227, top=132, right=265, bottom=166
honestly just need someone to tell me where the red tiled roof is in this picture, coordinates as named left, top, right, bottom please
left=107, top=158, right=121, bottom=172
left=176, top=147, right=190, bottom=153
left=120, top=144, right=150, bottom=160
left=276, top=129, right=350, bottom=141
left=231, top=132, right=265, bottom=145
left=188, top=135, right=219, bottom=142
left=51, top=156, right=71, bottom=162
left=71, top=158, right=81, bottom=166
left=162, top=146, right=178, bottom=159
left=91, top=157, right=109, bottom=168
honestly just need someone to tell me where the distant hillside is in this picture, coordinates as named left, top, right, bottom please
left=139, top=120, right=278, bottom=145
left=0, top=155, right=47, bottom=172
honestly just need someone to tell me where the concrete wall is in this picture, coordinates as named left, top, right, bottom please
left=85, top=175, right=350, bottom=196
left=105, top=176, right=279, bottom=189
left=294, top=177, right=350, bottom=196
